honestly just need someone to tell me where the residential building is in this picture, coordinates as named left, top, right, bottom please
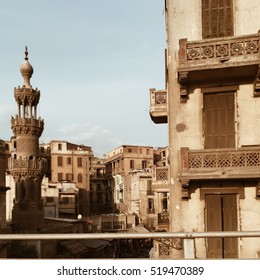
left=0, top=139, right=9, bottom=230
left=104, top=145, right=154, bottom=213
left=148, top=147, right=170, bottom=232
left=89, top=157, right=113, bottom=215
left=49, top=140, right=93, bottom=217
left=150, top=0, right=260, bottom=258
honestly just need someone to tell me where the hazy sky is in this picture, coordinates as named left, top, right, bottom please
left=0, top=0, right=167, bottom=156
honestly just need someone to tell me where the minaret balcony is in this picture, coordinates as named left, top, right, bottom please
left=180, top=146, right=260, bottom=181
left=178, top=31, right=260, bottom=101
left=149, top=88, right=168, bottom=124
left=11, top=116, right=44, bottom=136
left=14, top=86, right=40, bottom=105
left=8, top=157, right=48, bottom=175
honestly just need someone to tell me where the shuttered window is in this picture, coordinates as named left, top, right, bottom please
left=202, top=0, right=234, bottom=38
left=203, top=92, right=235, bottom=149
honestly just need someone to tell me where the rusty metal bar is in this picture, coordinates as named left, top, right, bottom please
left=1, top=231, right=260, bottom=240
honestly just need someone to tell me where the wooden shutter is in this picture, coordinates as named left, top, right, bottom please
left=204, top=92, right=235, bottom=149
left=206, top=195, right=223, bottom=258
left=202, top=0, right=234, bottom=39
left=222, top=195, right=238, bottom=258
left=206, top=194, right=238, bottom=258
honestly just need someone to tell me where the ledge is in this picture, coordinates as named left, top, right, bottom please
left=149, top=88, right=167, bottom=124
left=178, top=32, right=260, bottom=101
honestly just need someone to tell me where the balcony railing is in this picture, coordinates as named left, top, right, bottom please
left=11, top=116, right=44, bottom=128
left=180, top=146, right=260, bottom=180
left=149, top=88, right=167, bottom=124
left=178, top=31, right=260, bottom=100
left=8, top=157, right=48, bottom=172
left=158, top=212, right=169, bottom=225
left=153, top=166, right=169, bottom=182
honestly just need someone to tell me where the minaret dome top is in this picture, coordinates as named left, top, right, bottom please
left=20, top=46, right=34, bottom=88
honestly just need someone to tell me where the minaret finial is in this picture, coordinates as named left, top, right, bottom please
left=25, top=46, right=28, bottom=60
left=20, top=46, right=34, bottom=88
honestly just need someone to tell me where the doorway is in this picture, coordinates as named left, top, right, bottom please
left=205, top=194, right=238, bottom=258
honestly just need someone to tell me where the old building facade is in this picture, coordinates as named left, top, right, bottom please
left=150, top=0, right=260, bottom=258
left=0, top=140, right=9, bottom=231
left=104, top=145, right=154, bottom=214
left=89, top=157, right=113, bottom=215
left=48, top=140, right=93, bottom=217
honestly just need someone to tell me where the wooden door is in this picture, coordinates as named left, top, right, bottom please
left=204, top=92, right=235, bottom=149
left=206, top=194, right=238, bottom=258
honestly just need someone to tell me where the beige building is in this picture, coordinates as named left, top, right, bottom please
left=89, top=157, right=113, bottom=215
left=0, top=140, right=9, bottom=230
left=150, top=0, right=260, bottom=258
left=49, top=140, right=93, bottom=217
left=104, top=145, right=154, bottom=213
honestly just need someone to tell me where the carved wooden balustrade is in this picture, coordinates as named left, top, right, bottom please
left=153, top=166, right=169, bottom=182
left=149, top=88, right=167, bottom=124
left=178, top=32, right=260, bottom=101
left=180, top=146, right=260, bottom=181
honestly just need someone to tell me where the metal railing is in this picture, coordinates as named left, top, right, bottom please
left=1, top=231, right=260, bottom=259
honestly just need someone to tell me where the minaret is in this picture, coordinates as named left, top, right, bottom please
left=9, top=47, right=47, bottom=232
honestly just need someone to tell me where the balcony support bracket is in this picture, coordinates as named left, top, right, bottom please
left=178, top=71, right=189, bottom=102
left=180, top=179, right=190, bottom=199
left=254, top=65, right=260, bottom=97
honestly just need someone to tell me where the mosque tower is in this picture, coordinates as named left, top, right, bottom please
left=9, top=47, right=47, bottom=231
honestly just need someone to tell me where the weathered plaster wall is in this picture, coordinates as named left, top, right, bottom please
left=235, top=0, right=260, bottom=35
left=237, top=85, right=260, bottom=146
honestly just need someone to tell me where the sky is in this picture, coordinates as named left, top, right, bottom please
left=0, top=0, right=167, bottom=156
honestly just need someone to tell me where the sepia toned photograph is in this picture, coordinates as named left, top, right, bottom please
left=0, top=1, right=260, bottom=271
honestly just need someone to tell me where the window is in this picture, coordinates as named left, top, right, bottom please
left=46, top=197, right=54, bottom=203
left=62, top=197, right=70, bottom=204
left=57, top=156, right=63, bottom=166
left=162, top=193, right=168, bottom=211
left=58, top=143, right=62, bottom=150
left=148, top=198, right=155, bottom=214
left=78, top=173, right=83, bottom=183
left=203, top=91, right=235, bottom=148
left=77, top=157, right=82, bottom=167
left=128, top=148, right=132, bottom=153
left=58, top=173, right=63, bottom=181
left=66, top=173, right=73, bottom=182
left=202, top=0, right=234, bottom=39
left=130, top=160, right=134, bottom=169
left=142, top=160, right=147, bottom=169
left=67, top=157, right=71, bottom=165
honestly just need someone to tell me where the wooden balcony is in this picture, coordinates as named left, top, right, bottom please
left=180, top=146, right=260, bottom=182
left=178, top=32, right=260, bottom=101
left=151, top=166, right=169, bottom=191
left=149, top=88, right=167, bottom=124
